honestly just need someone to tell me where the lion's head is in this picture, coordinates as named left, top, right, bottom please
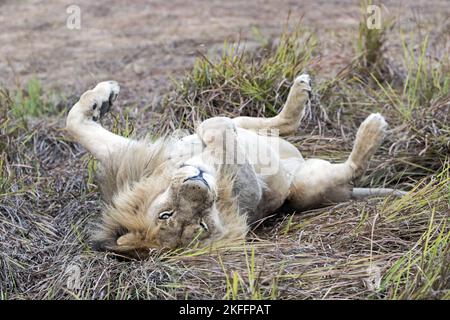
left=91, top=139, right=248, bottom=257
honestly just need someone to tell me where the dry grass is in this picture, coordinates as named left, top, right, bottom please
left=0, top=15, right=449, bottom=299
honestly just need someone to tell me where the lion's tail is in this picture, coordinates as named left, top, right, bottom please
left=351, top=187, right=407, bottom=199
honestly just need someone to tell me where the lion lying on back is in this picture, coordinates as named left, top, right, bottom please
left=66, top=74, right=405, bottom=257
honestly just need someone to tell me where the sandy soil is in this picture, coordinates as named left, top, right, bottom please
left=0, top=0, right=448, bottom=106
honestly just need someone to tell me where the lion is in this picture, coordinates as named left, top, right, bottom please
left=66, top=74, right=405, bottom=257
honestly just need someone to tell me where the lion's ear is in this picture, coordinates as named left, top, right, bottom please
left=116, top=232, right=141, bottom=247
left=116, top=231, right=158, bottom=252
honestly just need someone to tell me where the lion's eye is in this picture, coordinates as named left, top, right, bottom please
left=200, top=220, right=208, bottom=231
left=159, top=210, right=174, bottom=220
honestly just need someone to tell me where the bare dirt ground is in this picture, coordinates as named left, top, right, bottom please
left=1, top=0, right=448, bottom=105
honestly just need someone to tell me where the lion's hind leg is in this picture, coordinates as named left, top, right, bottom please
left=287, top=113, right=404, bottom=210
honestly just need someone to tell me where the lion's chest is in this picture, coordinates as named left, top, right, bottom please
left=168, top=134, right=293, bottom=220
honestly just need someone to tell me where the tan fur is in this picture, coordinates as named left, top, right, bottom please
left=91, top=140, right=170, bottom=253
left=89, top=138, right=247, bottom=256
left=66, top=75, right=404, bottom=257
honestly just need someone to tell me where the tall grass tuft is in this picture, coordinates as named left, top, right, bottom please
left=157, top=23, right=317, bottom=133
left=355, top=0, right=395, bottom=82
left=13, top=78, right=59, bottom=117
left=378, top=162, right=450, bottom=299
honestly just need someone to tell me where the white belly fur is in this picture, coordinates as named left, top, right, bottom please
left=168, top=130, right=302, bottom=216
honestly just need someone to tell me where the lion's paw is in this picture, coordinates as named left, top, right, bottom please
left=90, top=81, right=120, bottom=121
left=350, top=113, right=388, bottom=170
left=358, top=113, right=388, bottom=141
left=197, top=117, right=237, bottom=147
left=73, top=81, right=120, bottom=122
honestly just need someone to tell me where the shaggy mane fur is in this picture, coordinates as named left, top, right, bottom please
left=91, top=137, right=248, bottom=256
left=91, top=139, right=169, bottom=254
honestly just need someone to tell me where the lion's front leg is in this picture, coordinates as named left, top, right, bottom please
left=196, top=117, right=264, bottom=217
left=196, top=117, right=244, bottom=166
left=66, top=81, right=132, bottom=163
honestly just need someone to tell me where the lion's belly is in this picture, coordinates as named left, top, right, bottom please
left=174, top=130, right=303, bottom=168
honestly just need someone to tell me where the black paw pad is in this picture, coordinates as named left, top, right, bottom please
left=99, top=100, right=111, bottom=117
left=109, top=92, right=118, bottom=106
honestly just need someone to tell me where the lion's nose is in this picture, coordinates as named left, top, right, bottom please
left=183, top=170, right=210, bottom=190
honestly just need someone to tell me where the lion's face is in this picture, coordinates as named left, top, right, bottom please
left=110, top=163, right=225, bottom=252
left=146, top=163, right=224, bottom=249
left=94, top=141, right=247, bottom=256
